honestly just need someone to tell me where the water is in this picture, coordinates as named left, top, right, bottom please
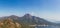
left=35, top=26, right=60, bottom=28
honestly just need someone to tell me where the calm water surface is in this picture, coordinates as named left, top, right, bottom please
left=35, top=26, right=60, bottom=28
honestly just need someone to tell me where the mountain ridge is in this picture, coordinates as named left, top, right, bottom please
left=0, top=14, right=59, bottom=26
left=1, top=14, right=56, bottom=24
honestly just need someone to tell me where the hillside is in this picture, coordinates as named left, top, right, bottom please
left=0, top=14, right=59, bottom=28
left=0, top=14, right=56, bottom=25
left=0, top=18, right=21, bottom=28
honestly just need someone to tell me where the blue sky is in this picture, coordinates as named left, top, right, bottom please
left=0, top=0, right=60, bottom=22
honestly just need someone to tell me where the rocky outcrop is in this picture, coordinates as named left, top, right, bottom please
left=0, top=18, right=21, bottom=28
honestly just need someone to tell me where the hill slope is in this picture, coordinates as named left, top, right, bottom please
left=0, top=14, right=56, bottom=25
left=0, top=18, right=21, bottom=28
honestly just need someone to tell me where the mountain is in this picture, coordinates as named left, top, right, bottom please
left=0, top=18, right=21, bottom=28
left=15, top=14, right=55, bottom=25
left=0, top=14, right=59, bottom=26
left=0, top=14, right=56, bottom=24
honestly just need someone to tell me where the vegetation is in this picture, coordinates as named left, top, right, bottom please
left=0, top=14, right=57, bottom=28
left=0, top=18, right=34, bottom=28
left=0, top=18, right=21, bottom=28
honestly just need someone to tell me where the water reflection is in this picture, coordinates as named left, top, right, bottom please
left=35, top=26, right=60, bottom=28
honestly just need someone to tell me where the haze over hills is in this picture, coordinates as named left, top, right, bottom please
left=0, top=14, right=59, bottom=25
left=0, top=14, right=60, bottom=28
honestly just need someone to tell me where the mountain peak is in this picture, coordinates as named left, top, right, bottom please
left=9, top=15, right=19, bottom=18
left=23, top=14, right=32, bottom=19
left=24, top=14, right=31, bottom=16
left=9, top=15, right=18, bottom=17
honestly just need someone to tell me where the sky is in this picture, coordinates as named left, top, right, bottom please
left=0, top=0, right=60, bottom=22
